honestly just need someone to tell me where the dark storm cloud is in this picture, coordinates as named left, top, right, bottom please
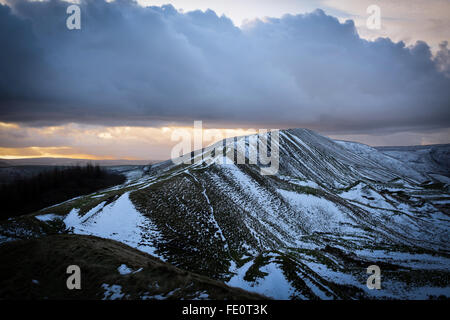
left=0, top=0, right=449, bottom=133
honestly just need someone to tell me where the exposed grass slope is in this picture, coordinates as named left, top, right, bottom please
left=0, top=234, right=267, bottom=300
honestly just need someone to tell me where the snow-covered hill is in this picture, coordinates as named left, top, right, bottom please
left=375, top=144, right=450, bottom=183
left=1, top=129, right=449, bottom=299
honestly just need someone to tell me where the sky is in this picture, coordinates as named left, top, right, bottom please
left=0, top=0, right=449, bottom=160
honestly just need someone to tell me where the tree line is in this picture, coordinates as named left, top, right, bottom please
left=0, top=164, right=125, bottom=220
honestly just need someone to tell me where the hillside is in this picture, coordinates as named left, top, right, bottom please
left=375, top=144, right=450, bottom=184
left=1, top=129, right=449, bottom=299
left=0, top=234, right=266, bottom=300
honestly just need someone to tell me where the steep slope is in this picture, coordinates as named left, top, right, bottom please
left=277, top=129, right=427, bottom=185
left=1, top=129, right=449, bottom=299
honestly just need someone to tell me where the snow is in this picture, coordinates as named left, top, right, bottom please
left=301, top=257, right=450, bottom=299
left=216, top=164, right=303, bottom=248
left=277, top=189, right=355, bottom=234
left=117, top=264, right=143, bottom=275
left=150, top=288, right=180, bottom=300
left=335, top=140, right=425, bottom=182
left=340, top=182, right=395, bottom=210
left=429, top=173, right=450, bottom=184
left=186, top=171, right=228, bottom=245
left=34, top=213, right=62, bottom=222
left=117, top=264, right=133, bottom=275
left=378, top=145, right=450, bottom=181
left=353, top=250, right=450, bottom=271
left=3, top=128, right=446, bottom=300
left=192, top=291, right=210, bottom=300
left=63, top=192, right=164, bottom=260
left=227, top=259, right=296, bottom=300
left=101, top=284, right=126, bottom=300
left=91, top=194, right=105, bottom=198
left=141, top=293, right=158, bottom=300
left=432, top=199, right=450, bottom=205
left=279, top=176, right=320, bottom=189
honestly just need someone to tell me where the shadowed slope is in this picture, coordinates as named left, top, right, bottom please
left=0, top=234, right=267, bottom=300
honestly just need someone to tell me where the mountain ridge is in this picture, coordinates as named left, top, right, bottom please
left=1, top=128, right=449, bottom=299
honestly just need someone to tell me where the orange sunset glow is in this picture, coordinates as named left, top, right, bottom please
left=0, top=122, right=260, bottom=160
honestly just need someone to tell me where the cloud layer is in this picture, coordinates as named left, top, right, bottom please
left=1, top=0, right=449, bottom=134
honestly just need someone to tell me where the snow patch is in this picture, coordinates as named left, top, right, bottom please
left=117, top=264, right=143, bottom=275
left=34, top=214, right=62, bottom=222
left=101, top=284, right=126, bottom=300
left=227, top=259, right=295, bottom=300
left=63, top=193, right=164, bottom=260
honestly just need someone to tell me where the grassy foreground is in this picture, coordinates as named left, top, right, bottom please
left=0, top=234, right=267, bottom=300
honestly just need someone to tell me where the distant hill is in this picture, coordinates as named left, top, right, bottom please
left=0, top=158, right=161, bottom=185
left=0, top=157, right=159, bottom=167
left=375, top=144, right=450, bottom=183
left=0, top=160, right=10, bottom=167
